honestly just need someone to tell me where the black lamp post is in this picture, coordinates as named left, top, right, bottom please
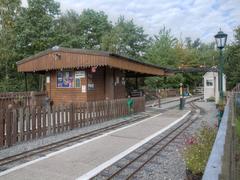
left=214, top=30, right=227, bottom=102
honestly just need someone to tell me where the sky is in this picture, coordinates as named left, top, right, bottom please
left=21, top=0, right=240, bottom=43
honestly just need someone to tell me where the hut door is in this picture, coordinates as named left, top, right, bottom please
left=114, top=70, right=126, bottom=99
left=105, top=67, right=114, bottom=100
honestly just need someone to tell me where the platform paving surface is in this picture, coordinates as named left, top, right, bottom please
left=0, top=108, right=190, bottom=180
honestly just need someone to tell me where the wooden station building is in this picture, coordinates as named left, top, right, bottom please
left=16, top=47, right=170, bottom=104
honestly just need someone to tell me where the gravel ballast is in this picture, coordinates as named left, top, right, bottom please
left=93, top=100, right=217, bottom=180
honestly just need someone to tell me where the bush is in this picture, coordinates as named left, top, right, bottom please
left=183, top=125, right=217, bottom=174
left=217, top=99, right=226, bottom=112
left=206, top=96, right=215, bottom=102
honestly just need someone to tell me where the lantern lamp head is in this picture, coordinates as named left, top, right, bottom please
left=214, top=30, right=227, bottom=49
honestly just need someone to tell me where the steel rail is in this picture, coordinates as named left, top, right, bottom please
left=93, top=102, right=201, bottom=180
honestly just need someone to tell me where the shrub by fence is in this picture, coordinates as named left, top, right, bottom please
left=0, top=97, right=145, bottom=148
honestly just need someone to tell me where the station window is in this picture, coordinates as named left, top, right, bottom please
left=87, top=73, right=95, bottom=90
left=206, top=79, right=213, bottom=86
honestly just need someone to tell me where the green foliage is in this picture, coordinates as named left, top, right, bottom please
left=206, top=96, right=215, bottom=102
left=15, top=0, right=60, bottom=56
left=183, top=125, right=217, bottom=174
left=216, top=98, right=226, bottom=111
left=102, top=16, right=149, bottom=59
left=0, top=0, right=23, bottom=91
left=146, top=27, right=178, bottom=67
left=58, top=9, right=112, bottom=49
left=225, top=26, right=240, bottom=90
left=144, top=27, right=216, bottom=89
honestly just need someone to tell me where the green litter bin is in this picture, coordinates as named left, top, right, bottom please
left=179, top=97, right=185, bottom=110
left=127, top=97, right=134, bottom=114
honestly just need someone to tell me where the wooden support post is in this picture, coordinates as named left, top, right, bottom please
left=135, top=77, right=138, bottom=89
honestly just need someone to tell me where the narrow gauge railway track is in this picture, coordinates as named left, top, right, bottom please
left=91, top=102, right=202, bottom=180
left=0, top=98, right=201, bottom=170
left=146, top=95, right=202, bottom=108
left=0, top=115, right=149, bottom=169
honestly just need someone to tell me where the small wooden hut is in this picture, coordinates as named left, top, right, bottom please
left=16, top=47, right=170, bottom=104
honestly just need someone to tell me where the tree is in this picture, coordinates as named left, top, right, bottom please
left=225, top=26, right=240, bottom=89
left=185, top=37, right=200, bottom=49
left=0, top=0, right=22, bottom=91
left=145, top=26, right=178, bottom=67
left=102, top=16, right=149, bottom=59
left=58, top=9, right=112, bottom=49
left=57, top=10, right=81, bottom=48
left=144, top=27, right=184, bottom=89
left=15, top=0, right=61, bottom=91
left=185, top=37, right=192, bottom=49
left=15, top=0, right=60, bottom=56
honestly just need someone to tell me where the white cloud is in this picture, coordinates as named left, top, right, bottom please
left=21, top=0, right=240, bottom=43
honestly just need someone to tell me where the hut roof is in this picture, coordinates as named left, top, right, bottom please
left=16, top=47, right=172, bottom=76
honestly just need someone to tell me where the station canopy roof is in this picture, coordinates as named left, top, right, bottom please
left=16, top=47, right=172, bottom=77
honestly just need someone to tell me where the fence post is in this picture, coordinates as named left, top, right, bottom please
left=47, top=104, right=51, bottom=135
left=6, top=107, right=12, bottom=147
left=0, top=109, right=4, bottom=147
left=19, top=107, right=24, bottom=141
left=11, top=109, right=17, bottom=145
left=25, top=107, right=30, bottom=140
left=70, top=103, right=74, bottom=130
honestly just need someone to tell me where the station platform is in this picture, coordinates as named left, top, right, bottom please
left=0, top=108, right=191, bottom=180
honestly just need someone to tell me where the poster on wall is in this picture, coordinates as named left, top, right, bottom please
left=46, top=76, right=50, bottom=83
left=87, top=73, right=95, bottom=90
left=75, top=71, right=85, bottom=78
left=75, top=71, right=85, bottom=88
left=57, top=71, right=74, bottom=88
left=82, top=85, right=86, bottom=93
left=122, top=77, right=125, bottom=85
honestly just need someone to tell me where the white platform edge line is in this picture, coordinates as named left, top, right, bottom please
left=0, top=113, right=164, bottom=177
left=76, top=110, right=191, bottom=180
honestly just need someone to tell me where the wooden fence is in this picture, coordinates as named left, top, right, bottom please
left=0, top=97, right=145, bottom=148
left=0, top=91, right=47, bottom=109
left=203, top=88, right=240, bottom=180
left=144, top=88, right=179, bottom=101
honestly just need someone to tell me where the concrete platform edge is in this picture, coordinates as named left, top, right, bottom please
left=77, top=110, right=191, bottom=180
